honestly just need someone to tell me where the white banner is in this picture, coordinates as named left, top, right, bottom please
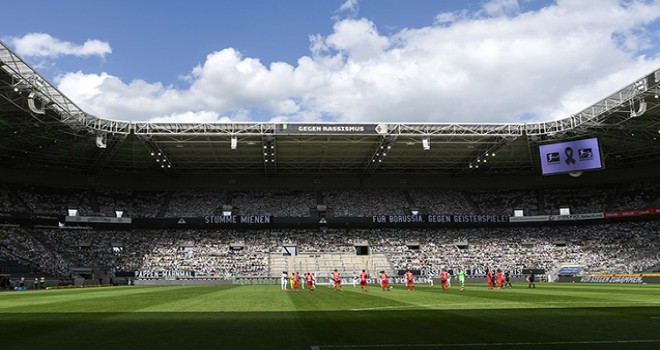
left=65, top=216, right=132, bottom=224
left=509, top=212, right=603, bottom=223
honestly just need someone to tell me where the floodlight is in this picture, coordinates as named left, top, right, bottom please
left=95, top=133, right=107, bottom=149
left=27, top=91, right=46, bottom=114
left=631, top=100, right=647, bottom=118
left=422, top=137, right=430, bottom=151
left=231, top=136, right=238, bottom=150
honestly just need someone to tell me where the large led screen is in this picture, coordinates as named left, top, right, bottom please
left=539, top=137, right=603, bottom=175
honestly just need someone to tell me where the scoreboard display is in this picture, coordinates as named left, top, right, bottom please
left=539, top=137, right=604, bottom=175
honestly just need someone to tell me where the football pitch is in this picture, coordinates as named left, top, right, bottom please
left=1, top=283, right=659, bottom=349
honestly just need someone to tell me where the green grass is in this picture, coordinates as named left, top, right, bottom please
left=1, top=283, right=659, bottom=349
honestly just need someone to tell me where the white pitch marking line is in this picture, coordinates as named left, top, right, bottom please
left=310, top=339, right=660, bottom=349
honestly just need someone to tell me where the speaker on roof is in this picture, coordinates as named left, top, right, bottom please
left=631, top=100, right=646, bottom=118
left=27, top=91, right=46, bottom=115
left=96, top=133, right=107, bottom=149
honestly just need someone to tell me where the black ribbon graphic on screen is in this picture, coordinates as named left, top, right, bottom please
left=565, top=147, right=576, bottom=165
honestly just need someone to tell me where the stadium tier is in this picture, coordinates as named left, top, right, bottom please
left=1, top=183, right=658, bottom=284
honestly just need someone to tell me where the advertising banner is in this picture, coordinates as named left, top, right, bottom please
left=65, top=216, right=132, bottom=224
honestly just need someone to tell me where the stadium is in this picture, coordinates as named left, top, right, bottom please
left=1, top=33, right=660, bottom=350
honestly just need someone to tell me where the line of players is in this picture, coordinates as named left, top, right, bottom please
left=405, top=268, right=464, bottom=291
left=280, top=269, right=373, bottom=292
left=280, top=268, right=518, bottom=292
left=281, top=271, right=318, bottom=292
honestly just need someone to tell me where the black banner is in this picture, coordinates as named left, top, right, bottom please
left=278, top=123, right=382, bottom=134
left=204, top=215, right=273, bottom=224
left=6, top=211, right=654, bottom=229
left=370, top=214, right=509, bottom=224
left=0, top=211, right=62, bottom=225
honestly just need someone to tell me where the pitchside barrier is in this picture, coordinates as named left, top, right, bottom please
left=134, top=279, right=233, bottom=286
left=131, top=275, right=543, bottom=286
left=234, top=277, right=422, bottom=286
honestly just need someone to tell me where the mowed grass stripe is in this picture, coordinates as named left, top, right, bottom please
left=288, top=285, right=414, bottom=311
left=139, top=285, right=297, bottom=312
left=312, top=339, right=660, bottom=349
left=3, top=283, right=659, bottom=313
left=0, top=286, right=230, bottom=313
left=341, top=284, right=660, bottom=311
left=432, top=286, right=651, bottom=310
left=3, top=309, right=659, bottom=350
left=541, top=283, right=660, bottom=295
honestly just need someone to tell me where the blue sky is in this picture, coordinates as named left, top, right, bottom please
left=2, top=0, right=660, bottom=123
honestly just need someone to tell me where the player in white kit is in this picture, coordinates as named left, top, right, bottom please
left=281, top=271, right=288, bottom=290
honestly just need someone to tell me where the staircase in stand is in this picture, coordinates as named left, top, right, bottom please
left=269, top=252, right=395, bottom=279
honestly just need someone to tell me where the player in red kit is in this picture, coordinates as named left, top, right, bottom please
left=294, top=272, right=300, bottom=291
left=359, top=270, right=368, bottom=292
left=486, top=269, right=494, bottom=290
left=440, top=268, right=449, bottom=291
left=332, top=269, right=343, bottom=292
left=306, top=272, right=314, bottom=291
left=380, top=271, right=390, bottom=291
left=496, top=269, right=504, bottom=289
left=405, top=270, right=415, bottom=291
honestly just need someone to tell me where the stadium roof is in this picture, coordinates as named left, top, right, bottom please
left=1, top=41, right=659, bottom=177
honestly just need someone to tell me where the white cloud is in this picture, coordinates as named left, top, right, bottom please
left=482, top=0, right=521, bottom=17
left=148, top=111, right=231, bottom=123
left=336, top=0, right=360, bottom=18
left=55, top=0, right=660, bottom=123
left=9, top=33, right=111, bottom=58
left=435, top=10, right=470, bottom=25
left=324, top=19, right=390, bottom=61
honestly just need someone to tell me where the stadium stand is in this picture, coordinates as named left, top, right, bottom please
left=96, top=189, right=166, bottom=218
left=2, top=210, right=658, bottom=282
left=165, top=189, right=227, bottom=217
left=465, top=189, right=539, bottom=215
left=322, top=189, right=410, bottom=216
left=232, top=190, right=316, bottom=216
left=408, top=189, right=477, bottom=214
